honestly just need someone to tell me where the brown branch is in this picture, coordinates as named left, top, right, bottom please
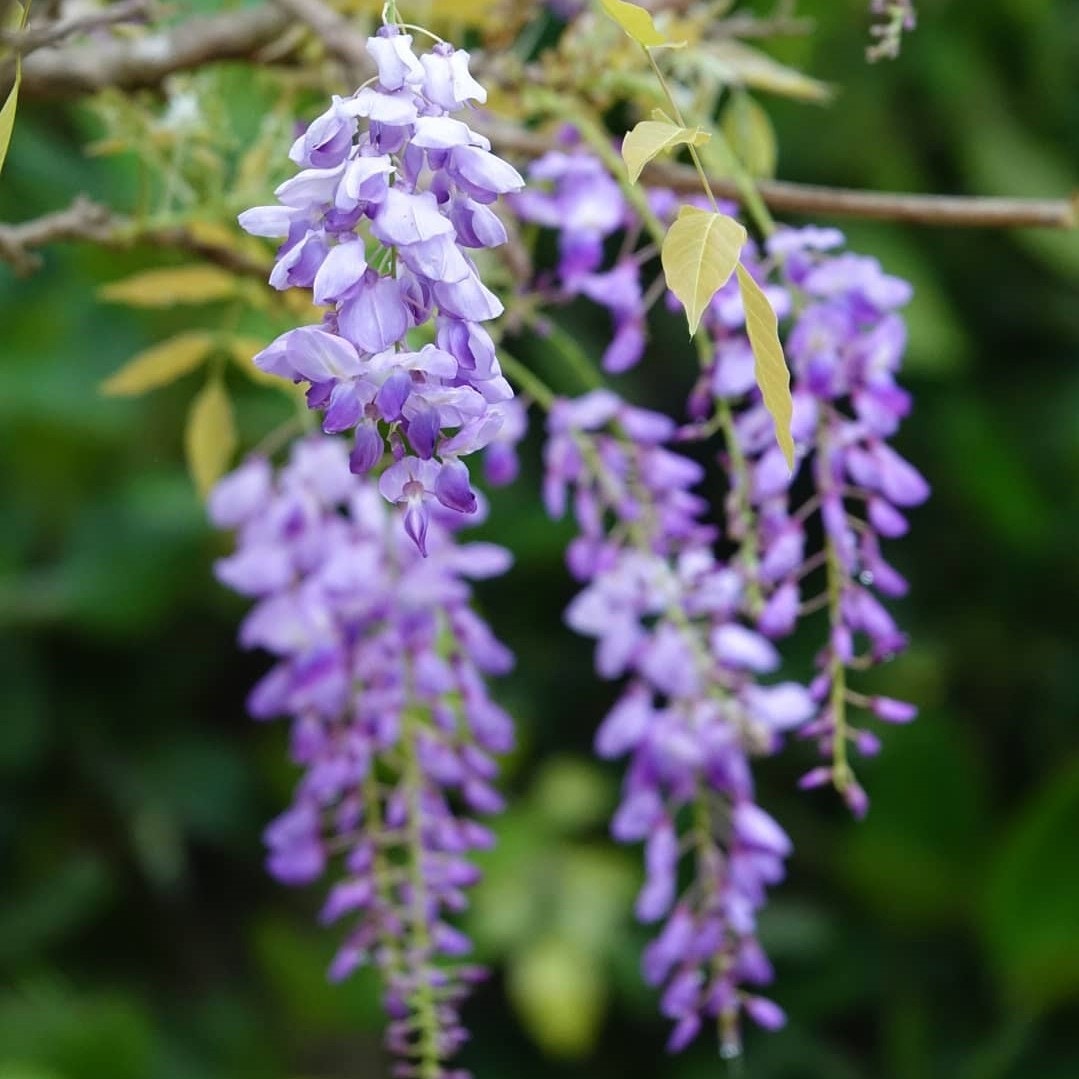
left=6, top=2, right=1075, bottom=233
left=18, top=4, right=293, bottom=99
left=271, top=0, right=368, bottom=76
left=645, top=163, right=1079, bottom=229
left=1, top=0, right=150, bottom=58
left=0, top=194, right=270, bottom=277
left=0, top=195, right=114, bottom=273
left=480, top=121, right=1077, bottom=230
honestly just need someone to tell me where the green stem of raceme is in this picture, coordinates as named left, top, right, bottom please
left=642, top=47, right=775, bottom=238
left=533, top=315, right=605, bottom=392
left=363, top=765, right=403, bottom=978
left=692, top=324, right=763, bottom=617
left=498, top=350, right=556, bottom=409
left=401, top=699, right=443, bottom=1079
left=816, top=425, right=851, bottom=796
left=824, top=535, right=851, bottom=794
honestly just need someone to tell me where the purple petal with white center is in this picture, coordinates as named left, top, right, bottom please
left=338, top=275, right=409, bottom=353
left=711, top=623, right=780, bottom=673
left=312, top=241, right=368, bottom=305
left=208, top=457, right=272, bottom=527
left=238, top=204, right=298, bottom=237
left=344, top=86, right=419, bottom=126
left=433, top=270, right=504, bottom=321
left=743, top=682, right=815, bottom=731
left=365, top=31, right=423, bottom=90
left=733, top=803, right=792, bottom=857
left=420, top=46, right=487, bottom=112
left=274, top=164, right=345, bottom=209
left=372, top=187, right=454, bottom=247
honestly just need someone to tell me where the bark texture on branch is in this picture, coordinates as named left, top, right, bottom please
left=18, top=5, right=292, bottom=99
left=6, top=4, right=1076, bottom=233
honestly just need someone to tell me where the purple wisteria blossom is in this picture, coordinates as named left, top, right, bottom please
left=210, top=437, right=515, bottom=1078
left=238, top=25, right=524, bottom=553
left=695, top=226, right=929, bottom=815
left=544, top=390, right=813, bottom=1054
left=522, top=143, right=927, bottom=1051
left=512, top=146, right=652, bottom=373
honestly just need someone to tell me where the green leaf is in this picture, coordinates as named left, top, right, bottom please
left=982, top=759, right=1079, bottom=1009
left=597, top=0, right=666, bottom=47
left=509, top=935, right=607, bottom=1058
left=621, top=119, right=710, bottom=184
left=661, top=205, right=746, bottom=336
left=100, top=332, right=215, bottom=397
left=736, top=264, right=794, bottom=469
left=721, top=93, right=777, bottom=179
left=99, top=266, right=238, bottom=307
left=0, top=3, right=28, bottom=177
left=703, top=40, right=833, bottom=102
left=184, top=377, right=236, bottom=498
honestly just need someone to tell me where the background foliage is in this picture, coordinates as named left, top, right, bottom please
left=2, top=1, right=1078, bottom=1077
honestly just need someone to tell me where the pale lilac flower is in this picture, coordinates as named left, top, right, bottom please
left=239, top=26, right=523, bottom=552
left=211, top=437, right=515, bottom=1078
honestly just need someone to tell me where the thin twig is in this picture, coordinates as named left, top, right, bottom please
left=271, top=0, right=368, bottom=77
left=0, top=195, right=114, bottom=274
left=0, top=194, right=270, bottom=277
left=1, top=0, right=150, bottom=58
left=480, top=120, right=1077, bottom=230
left=16, top=4, right=294, bottom=99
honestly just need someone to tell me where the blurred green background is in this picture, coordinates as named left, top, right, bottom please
left=2, top=1, right=1078, bottom=1077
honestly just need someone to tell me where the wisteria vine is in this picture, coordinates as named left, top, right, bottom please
left=207, top=5, right=929, bottom=1076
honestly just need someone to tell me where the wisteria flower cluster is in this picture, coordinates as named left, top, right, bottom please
left=216, top=15, right=929, bottom=1071
left=700, top=225, right=929, bottom=813
left=210, top=437, right=515, bottom=1078
left=238, top=24, right=523, bottom=553
left=516, top=142, right=927, bottom=1050
left=543, top=389, right=813, bottom=1052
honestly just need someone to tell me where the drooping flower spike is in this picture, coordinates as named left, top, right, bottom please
left=210, top=438, right=516, bottom=1078
left=239, top=24, right=524, bottom=554
left=543, top=390, right=811, bottom=1053
left=522, top=143, right=927, bottom=1053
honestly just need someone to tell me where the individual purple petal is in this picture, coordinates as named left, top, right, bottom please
left=350, top=423, right=384, bottom=475
left=376, top=369, right=413, bottom=421
left=434, top=458, right=477, bottom=515
left=313, top=241, right=368, bottom=305
left=338, top=274, right=410, bottom=353
left=711, top=624, right=780, bottom=673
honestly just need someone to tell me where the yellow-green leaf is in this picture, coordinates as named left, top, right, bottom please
left=100, top=332, right=215, bottom=397
left=508, top=935, right=606, bottom=1058
left=621, top=120, right=711, bottom=184
left=721, top=93, right=778, bottom=179
left=661, top=205, right=746, bottom=336
left=737, top=264, right=794, bottom=470
left=598, top=0, right=666, bottom=47
left=185, top=378, right=237, bottom=498
left=703, top=40, right=833, bottom=103
left=99, top=266, right=238, bottom=307
left=0, top=2, right=29, bottom=177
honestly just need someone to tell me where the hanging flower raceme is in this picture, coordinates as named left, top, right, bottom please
left=209, top=437, right=515, bottom=1078
left=544, top=390, right=814, bottom=1054
left=238, top=24, right=524, bottom=554
left=512, top=144, right=651, bottom=373
left=696, top=226, right=929, bottom=814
